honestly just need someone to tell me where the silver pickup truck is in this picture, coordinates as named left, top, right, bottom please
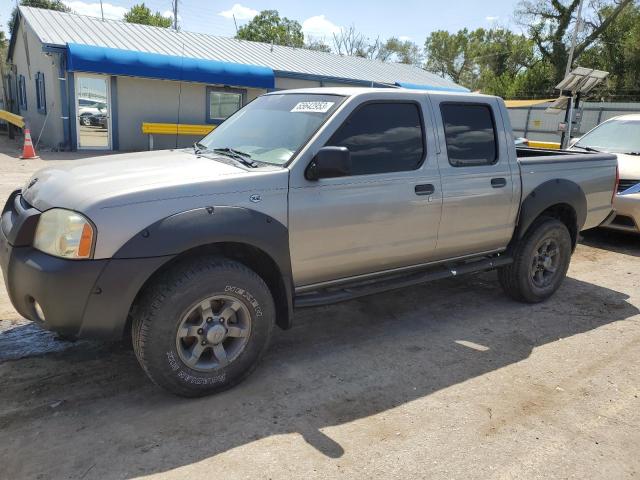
left=0, top=88, right=618, bottom=396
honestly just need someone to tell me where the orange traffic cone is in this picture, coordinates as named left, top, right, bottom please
left=20, top=128, right=39, bottom=159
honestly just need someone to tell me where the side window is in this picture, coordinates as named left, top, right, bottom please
left=326, top=102, right=424, bottom=176
left=440, top=103, right=497, bottom=167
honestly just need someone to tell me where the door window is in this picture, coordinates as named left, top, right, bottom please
left=326, top=102, right=424, bottom=176
left=440, top=103, right=497, bottom=167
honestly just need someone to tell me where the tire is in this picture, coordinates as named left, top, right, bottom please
left=132, top=256, right=275, bottom=397
left=80, top=115, right=91, bottom=126
left=498, top=217, right=572, bottom=303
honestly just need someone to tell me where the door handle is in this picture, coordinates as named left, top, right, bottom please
left=415, top=184, right=435, bottom=195
left=491, top=178, right=507, bottom=188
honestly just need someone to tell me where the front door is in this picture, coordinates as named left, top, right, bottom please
left=288, top=99, right=443, bottom=287
left=75, top=74, right=111, bottom=150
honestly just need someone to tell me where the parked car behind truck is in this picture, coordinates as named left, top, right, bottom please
left=570, top=114, right=640, bottom=233
left=0, top=88, right=618, bottom=396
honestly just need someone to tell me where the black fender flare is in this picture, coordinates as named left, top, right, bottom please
left=80, top=207, right=294, bottom=339
left=515, top=179, right=587, bottom=243
left=114, top=206, right=291, bottom=268
left=116, top=205, right=294, bottom=323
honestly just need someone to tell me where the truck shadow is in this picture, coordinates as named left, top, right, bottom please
left=580, top=228, right=640, bottom=258
left=0, top=272, right=637, bottom=478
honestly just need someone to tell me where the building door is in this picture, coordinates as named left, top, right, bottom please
left=75, top=74, right=111, bottom=150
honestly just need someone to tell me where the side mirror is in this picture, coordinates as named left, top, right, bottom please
left=305, top=146, right=351, bottom=181
left=568, top=137, right=581, bottom=148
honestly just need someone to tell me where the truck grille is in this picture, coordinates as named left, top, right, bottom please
left=618, top=179, right=639, bottom=193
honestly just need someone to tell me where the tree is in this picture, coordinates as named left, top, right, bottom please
left=236, top=10, right=304, bottom=48
left=516, top=0, right=634, bottom=83
left=124, top=3, right=172, bottom=28
left=424, top=27, right=539, bottom=96
left=9, top=0, right=70, bottom=36
left=332, top=25, right=383, bottom=59
left=424, top=29, right=476, bottom=85
left=304, top=38, right=332, bottom=53
left=378, top=37, right=423, bottom=66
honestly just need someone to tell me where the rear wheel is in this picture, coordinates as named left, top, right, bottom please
left=132, top=256, right=275, bottom=397
left=498, top=217, right=572, bottom=303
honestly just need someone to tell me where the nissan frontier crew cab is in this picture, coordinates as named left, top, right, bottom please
left=0, top=88, right=618, bottom=397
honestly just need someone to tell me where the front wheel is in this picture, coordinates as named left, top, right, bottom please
left=132, top=256, right=275, bottom=397
left=498, top=217, right=572, bottom=303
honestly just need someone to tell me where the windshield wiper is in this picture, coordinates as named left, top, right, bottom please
left=213, top=147, right=252, bottom=158
left=624, top=151, right=640, bottom=156
left=573, top=144, right=601, bottom=153
left=193, top=142, right=210, bottom=155
left=212, top=147, right=258, bottom=168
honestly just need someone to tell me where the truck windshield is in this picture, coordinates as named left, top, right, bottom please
left=198, top=93, right=345, bottom=165
left=574, top=118, right=640, bottom=155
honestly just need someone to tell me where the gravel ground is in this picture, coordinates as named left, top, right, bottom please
left=0, top=135, right=638, bottom=480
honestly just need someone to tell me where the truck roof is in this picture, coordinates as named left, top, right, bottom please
left=266, top=87, right=499, bottom=100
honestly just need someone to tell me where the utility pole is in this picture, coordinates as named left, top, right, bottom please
left=561, top=0, right=586, bottom=148
left=172, top=0, right=178, bottom=31
left=565, top=0, right=585, bottom=77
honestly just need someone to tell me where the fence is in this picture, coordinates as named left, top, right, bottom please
left=508, top=101, right=640, bottom=142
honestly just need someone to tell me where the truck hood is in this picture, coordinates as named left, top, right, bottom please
left=21, top=149, right=278, bottom=211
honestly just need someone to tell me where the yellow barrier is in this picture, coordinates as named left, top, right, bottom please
left=141, top=122, right=216, bottom=150
left=0, top=109, right=25, bottom=129
left=527, top=140, right=561, bottom=150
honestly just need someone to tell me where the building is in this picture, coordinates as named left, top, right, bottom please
left=6, top=6, right=465, bottom=152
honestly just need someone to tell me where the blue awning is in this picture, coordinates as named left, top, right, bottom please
left=395, top=81, right=470, bottom=93
left=66, top=43, right=275, bottom=89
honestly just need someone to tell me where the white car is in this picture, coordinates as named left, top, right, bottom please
left=571, top=114, right=640, bottom=233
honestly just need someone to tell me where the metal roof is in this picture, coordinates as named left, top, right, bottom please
left=17, top=6, right=461, bottom=88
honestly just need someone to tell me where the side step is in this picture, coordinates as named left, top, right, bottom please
left=294, top=255, right=513, bottom=308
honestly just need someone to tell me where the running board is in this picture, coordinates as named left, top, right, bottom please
left=294, top=255, right=513, bottom=308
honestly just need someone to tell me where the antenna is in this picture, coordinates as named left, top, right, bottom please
left=233, top=14, right=238, bottom=34
left=99, top=0, right=104, bottom=21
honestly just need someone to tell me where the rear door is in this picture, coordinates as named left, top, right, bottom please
left=288, top=96, right=443, bottom=287
left=429, top=96, right=518, bottom=259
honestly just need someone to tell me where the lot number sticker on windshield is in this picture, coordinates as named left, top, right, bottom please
left=291, top=101, right=335, bottom=113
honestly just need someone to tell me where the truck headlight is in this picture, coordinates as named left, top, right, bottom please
left=33, top=208, right=95, bottom=259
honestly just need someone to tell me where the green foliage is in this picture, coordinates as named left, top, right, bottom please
left=305, top=38, right=332, bottom=53
left=124, top=3, right=172, bottom=28
left=424, top=27, right=538, bottom=96
left=379, top=37, right=423, bottom=66
left=236, top=10, right=304, bottom=48
left=515, top=0, right=634, bottom=84
left=9, top=0, right=70, bottom=36
left=580, top=3, right=640, bottom=100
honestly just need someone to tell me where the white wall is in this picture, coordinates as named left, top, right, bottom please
left=115, top=76, right=266, bottom=151
left=10, top=19, right=64, bottom=149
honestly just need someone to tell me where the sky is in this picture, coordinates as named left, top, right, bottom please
left=2, top=0, right=524, bottom=43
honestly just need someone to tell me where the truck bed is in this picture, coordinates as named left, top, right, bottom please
left=516, top=147, right=618, bottom=231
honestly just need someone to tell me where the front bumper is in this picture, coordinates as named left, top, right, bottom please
left=602, top=193, right=640, bottom=233
left=1, top=191, right=171, bottom=339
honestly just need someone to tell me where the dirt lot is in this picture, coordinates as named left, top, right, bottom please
left=0, top=136, right=638, bottom=479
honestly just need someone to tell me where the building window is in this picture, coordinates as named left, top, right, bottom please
left=206, top=87, right=244, bottom=124
left=18, top=75, right=27, bottom=110
left=440, top=103, right=498, bottom=167
left=326, top=102, right=425, bottom=176
left=35, top=72, right=46, bottom=114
